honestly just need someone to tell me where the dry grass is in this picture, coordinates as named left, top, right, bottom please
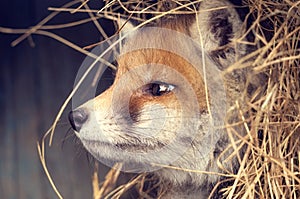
left=1, top=0, right=299, bottom=198
left=222, top=1, right=300, bottom=198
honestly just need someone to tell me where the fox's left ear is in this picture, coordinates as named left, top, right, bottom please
left=115, top=18, right=140, bottom=47
left=117, top=19, right=136, bottom=34
left=190, top=0, right=245, bottom=68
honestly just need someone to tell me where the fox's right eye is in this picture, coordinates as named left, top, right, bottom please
left=143, top=82, right=175, bottom=96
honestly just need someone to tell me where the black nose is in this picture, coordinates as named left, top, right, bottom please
left=68, top=109, right=88, bottom=131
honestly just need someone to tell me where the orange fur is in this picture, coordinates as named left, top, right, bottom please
left=117, top=49, right=208, bottom=113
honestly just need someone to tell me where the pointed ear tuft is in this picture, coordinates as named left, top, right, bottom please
left=190, top=0, right=245, bottom=68
left=115, top=18, right=139, bottom=46
left=117, top=18, right=136, bottom=34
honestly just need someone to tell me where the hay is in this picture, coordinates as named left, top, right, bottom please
left=1, top=0, right=298, bottom=198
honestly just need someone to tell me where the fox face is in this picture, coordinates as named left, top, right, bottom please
left=69, top=0, right=249, bottom=197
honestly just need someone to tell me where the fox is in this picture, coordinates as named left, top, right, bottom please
left=69, top=0, right=263, bottom=198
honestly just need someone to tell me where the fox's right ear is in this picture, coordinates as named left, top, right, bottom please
left=190, top=0, right=246, bottom=69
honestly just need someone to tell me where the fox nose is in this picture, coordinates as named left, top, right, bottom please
left=68, top=109, right=88, bottom=131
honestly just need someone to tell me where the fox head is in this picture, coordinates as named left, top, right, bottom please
left=69, top=0, right=248, bottom=193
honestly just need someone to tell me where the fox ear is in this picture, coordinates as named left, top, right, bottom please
left=190, top=0, right=245, bottom=68
left=115, top=18, right=139, bottom=48
left=117, top=18, right=136, bottom=34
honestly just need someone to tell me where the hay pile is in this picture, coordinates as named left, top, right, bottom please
left=3, top=0, right=297, bottom=198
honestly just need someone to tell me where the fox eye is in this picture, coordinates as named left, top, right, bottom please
left=144, top=82, right=175, bottom=96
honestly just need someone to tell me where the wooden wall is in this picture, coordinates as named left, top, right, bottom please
left=0, top=0, right=114, bottom=198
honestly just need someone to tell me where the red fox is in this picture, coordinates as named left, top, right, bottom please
left=69, top=0, right=261, bottom=198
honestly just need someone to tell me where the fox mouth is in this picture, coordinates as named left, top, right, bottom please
left=115, top=141, right=165, bottom=152
left=80, top=137, right=166, bottom=153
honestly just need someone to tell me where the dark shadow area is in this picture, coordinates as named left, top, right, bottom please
left=0, top=0, right=115, bottom=198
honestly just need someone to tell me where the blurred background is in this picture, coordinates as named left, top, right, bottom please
left=0, top=0, right=115, bottom=198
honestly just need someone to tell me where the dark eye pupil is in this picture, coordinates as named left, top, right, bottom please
left=151, top=83, right=162, bottom=96
left=143, top=82, right=174, bottom=96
